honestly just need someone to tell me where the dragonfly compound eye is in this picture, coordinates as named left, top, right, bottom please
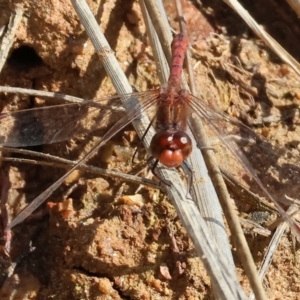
left=150, top=131, right=192, bottom=168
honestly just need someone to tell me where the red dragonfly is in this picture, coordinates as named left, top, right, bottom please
left=1, top=34, right=300, bottom=238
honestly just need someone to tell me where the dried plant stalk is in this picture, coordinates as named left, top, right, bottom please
left=286, top=0, right=300, bottom=17
left=224, top=0, right=300, bottom=76
left=0, top=6, right=23, bottom=73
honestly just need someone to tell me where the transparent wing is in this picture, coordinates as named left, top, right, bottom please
left=0, top=90, right=159, bottom=147
left=187, top=93, right=300, bottom=237
left=5, top=89, right=159, bottom=229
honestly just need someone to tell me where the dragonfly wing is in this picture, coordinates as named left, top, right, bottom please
left=0, top=90, right=158, bottom=148
left=188, top=94, right=300, bottom=237
left=5, top=89, right=159, bottom=229
left=0, top=102, right=99, bottom=147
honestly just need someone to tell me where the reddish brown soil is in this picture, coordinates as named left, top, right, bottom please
left=1, top=0, right=300, bottom=299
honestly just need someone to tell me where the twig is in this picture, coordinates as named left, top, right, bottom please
left=175, top=1, right=255, bottom=299
left=139, top=1, right=169, bottom=84
left=0, top=172, right=10, bottom=230
left=286, top=0, right=300, bottom=17
left=223, top=0, right=300, bottom=76
left=199, top=50, right=270, bottom=300
left=148, top=1, right=268, bottom=299
left=0, top=6, right=23, bottom=73
left=248, top=204, right=300, bottom=300
left=142, top=0, right=232, bottom=261
left=0, top=147, right=161, bottom=190
left=0, top=171, right=12, bottom=253
left=143, top=0, right=173, bottom=64
left=0, top=86, right=86, bottom=103
left=239, top=218, right=271, bottom=237
left=175, top=2, right=268, bottom=299
left=140, top=0, right=247, bottom=299
left=146, top=0, right=235, bottom=262
left=166, top=220, right=185, bottom=276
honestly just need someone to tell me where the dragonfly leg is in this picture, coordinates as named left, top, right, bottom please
left=147, top=156, right=172, bottom=186
left=181, top=160, right=194, bottom=195
left=198, top=146, right=216, bottom=153
left=132, top=117, right=156, bottom=164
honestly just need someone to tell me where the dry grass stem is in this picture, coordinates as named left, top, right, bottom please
left=0, top=146, right=160, bottom=189
left=239, top=218, right=272, bottom=237
left=249, top=205, right=300, bottom=300
left=0, top=6, right=23, bottom=73
left=173, top=2, right=267, bottom=299
left=286, top=0, right=300, bottom=17
left=0, top=86, right=86, bottom=103
left=224, top=0, right=300, bottom=76
left=141, top=0, right=248, bottom=299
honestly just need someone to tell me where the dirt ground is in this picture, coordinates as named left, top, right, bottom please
left=1, top=0, right=300, bottom=299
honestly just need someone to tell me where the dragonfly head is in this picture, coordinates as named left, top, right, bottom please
left=150, top=130, right=192, bottom=168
